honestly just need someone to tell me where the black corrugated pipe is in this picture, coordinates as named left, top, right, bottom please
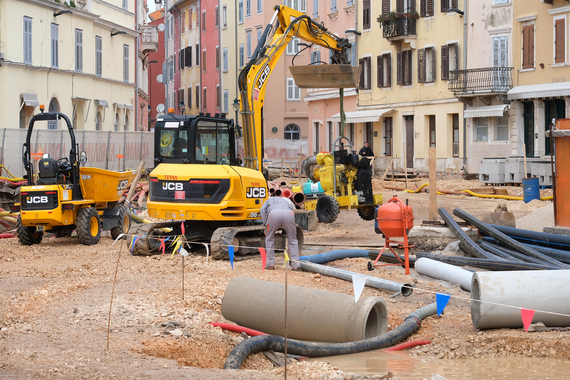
left=482, top=236, right=570, bottom=264
left=438, top=208, right=496, bottom=260
left=477, top=241, right=532, bottom=263
left=458, top=242, right=504, bottom=260
left=224, top=303, right=437, bottom=369
left=476, top=241, right=520, bottom=261
left=416, top=252, right=559, bottom=271
left=453, top=208, right=569, bottom=269
left=479, top=238, right=557, bottom=265
left=485, top=224, right=570, bottom=251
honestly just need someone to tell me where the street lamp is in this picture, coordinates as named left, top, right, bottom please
left=232, top=98, right=240, bottom=122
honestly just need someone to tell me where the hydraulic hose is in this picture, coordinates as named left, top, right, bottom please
left=486, top=224, right=570, bottom=250
left=416, top=251, right=558, bottom=271
left=453, top=208, right=569, bottom=269
left=299, top=261, right=413, bottom=296
left=438, top=208, right=495, bottom=260
left=223, top=302, right=437, bottom=369
left=300, top=249, right=371, bottom=264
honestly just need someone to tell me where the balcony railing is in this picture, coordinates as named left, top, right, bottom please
left=380, top=14, right=417, bottom=39
left=140, top=25, right=159, bottom=54
left=448, top=67, right=514, bottom=94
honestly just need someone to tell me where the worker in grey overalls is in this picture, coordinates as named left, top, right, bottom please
left=260, top=196, right=300, bottom=270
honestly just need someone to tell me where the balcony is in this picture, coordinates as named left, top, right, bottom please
left=378, top=12, right=417, bottom=50
left=448, top=67, right=513, bottom=103
left=140, top=25, right=159, bottom=54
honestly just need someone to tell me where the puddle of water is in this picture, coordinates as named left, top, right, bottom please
left=309, top=350, right=570, bottom=379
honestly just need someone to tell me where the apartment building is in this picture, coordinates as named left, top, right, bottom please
left=148, top=8, right=166, bottom=128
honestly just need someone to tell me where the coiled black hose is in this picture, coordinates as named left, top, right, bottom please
left=223, top=303, right=437, bottom=369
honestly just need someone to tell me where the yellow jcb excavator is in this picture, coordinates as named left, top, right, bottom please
left=130, top=5, right=360, bottom=258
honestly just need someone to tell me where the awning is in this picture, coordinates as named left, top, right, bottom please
left=464, top=104, right=508, bottom=119
left=331, top=108, right=394, bottom=123
left=21, top=93, right=39, bottom=107
left=508, top=81, right=570, bottom=100
left=95, top=99, right=108, bottom=107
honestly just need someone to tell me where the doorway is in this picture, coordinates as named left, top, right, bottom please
left=405, top=116, right=414, bottom=168
left=523, top=101, right=534, bottom=157
left=544, top=98, right=565, bottom=156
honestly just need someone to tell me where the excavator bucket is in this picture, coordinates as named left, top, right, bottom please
left=289, top=64, right=360, bottom=88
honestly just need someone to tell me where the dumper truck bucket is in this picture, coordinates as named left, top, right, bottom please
left=289, top=64, right=360, bottom=89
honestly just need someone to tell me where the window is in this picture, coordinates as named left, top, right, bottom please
left=202, top=10, right=206, bottom=30
left=257, top=0, right=262, bottom=13
left=203, top=88, right=207, bottom=109
left=246, top=0, right=251, bottom=17
left=95, top=36, right=102, bottom=77
left=475, top=117, right=488, bottom=141
left=196, top=43, right=200, bottom=65
left=122, top=0, right=128, bottom=10
left=215, top=6, right=219, bottom=27
left=377, top=53, right=391, bottom=88
left=246, top=31, right=252, bottom=59
left=313, top=0, right=319, bottom=17
left=216, top=85, right=221, bottom=108
left=222, top=5, right=227, bottom=28
left=331, top=0, right=337, bottom=12
left=257, top=27, right=262, bottom=43
left=420, top=0, right=434, bottom=17
left=287, top=78, right=301, bottom=100
left=359, top=56, right=372, bottom=90
left=168, top=59, right=174, bottom=82
left=189, top=9, right=193, bottom=29
left=347, top=0, right=354, bottom=5
left=284, top=0, right=306, bottom=11
left=180, top=49, right=185, bottom=70
left=382, top=0, right=389, bottom=15
left=181, top=12, right=185, bottom=33
left=284, top=124, right=301, bottom=140
left=441, top=43, right=458, bottom=80
left=452, top=114, right=459, bottom=157
left=441, top=0, right=458, bottom=12
left=223, top=90, right=229, bottom=113
left=196, top=85, right=200, bottom=109
left=50, top=24, right=59, bottom=69
left=311, top=50, right=321, bottom=64
left=123, top=45, right=129, bottom=82
left=418, top=47, right=435, bottom=83
left=178, top=88, right=185, bottom=109
left=75, top=29, right=83, bottom=73
left=239, top=44, right=245, bottom=67
left=497, top=115, right=509, bottom=141
left=188, top=87, right=192, bottom=110
left=286, top=37, right=300, bottom=55
left=202, top=49, right=207, bottom=71
left=397, top=50, right=412, bottom=85
left=363, top=0, right=371, bottom=29
left=555, top=18, right=565, bottom=63
left=522, top=24, right=534, bottom=69
left=24, top=16, right=32, bottom=64
left=96, top=111, right=102, bottom=131
left=493, top=36, right=508, bottom=67
left=428, top=115, right=436, bottom=147
left=384, top=118, right=393, bottom=156
left=215, top=46, right=220, bottom=69
left=222, top=48, right=228, bottom=72
left=238, top=0, right=244, bottom=23
left=494, top=0, right=509, bottom=4
left=185, top=46, right=192, bottom=67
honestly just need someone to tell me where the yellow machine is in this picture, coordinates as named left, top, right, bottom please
left=16, top=109, right=135, bottom=245
left=130, top=5, right=356, bottom=258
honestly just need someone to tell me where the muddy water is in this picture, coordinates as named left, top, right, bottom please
left=309, top=350, right=570, bottom=379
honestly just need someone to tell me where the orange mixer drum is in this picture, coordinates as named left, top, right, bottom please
left=376, top=196, right=414, bottom=238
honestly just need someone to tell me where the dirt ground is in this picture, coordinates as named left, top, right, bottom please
left=1, top=177, right=566, bottom=379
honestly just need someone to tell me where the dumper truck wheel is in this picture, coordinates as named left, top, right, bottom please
left=16, top=215, right=43, bottom=245
left=357, top=206, right=376, bottom=221
left=316, top=195, right=340, bottom=224
left=76, top=207, right=101, bottom=245
left=110, top=205, right=130, bottom=240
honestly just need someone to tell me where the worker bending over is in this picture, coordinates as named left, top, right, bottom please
left=260, top=196, right=300, bottom=271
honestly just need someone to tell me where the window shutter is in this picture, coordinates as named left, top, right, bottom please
left=363, top=0, right=371, bottom=29
left=555, top=19, right=565, bottom=63
left=377, top=55, right=383, bottom=87
left=420, top=0, right=426, bottom=17
left=185, top=46, right=191, bottom=67
left=417, top=48, right=425, bottom=83
left=180, top=49, right=184, bottom=69
left=397, top=51, right=403, bottom=85
left=366, top=57, right=371, bottom=89
left=386, top=53, right=392, bottom=87
left=427, top=0, right=434, bottom=16
left=493, top=38, right=500, bottom=67
left=397, top=0, right=404, bottom=13
left=441, top=0, right=449, bottom=12
left=441, top=45, right=449, bottom=80
left=359, top=58, right=365, bottom=89
left=406, top=50, right=413, bottom=85
left=431, top=48, right=436, bottom=82
left=522, top=25, right=534, bottom=69
left=451, top=0, right=458, bottom=8
left=411, top=0, right=416, bottom=12
left=382, top=0, right=390, bottom=14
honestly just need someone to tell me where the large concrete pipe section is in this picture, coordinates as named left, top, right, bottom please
left=415, top=257, right=473, bottom=291
left=300, top=261, right=413, bottom=296
left=471, top=270, right=570, bottom=329
left=221, top=277, right=388, bottom=343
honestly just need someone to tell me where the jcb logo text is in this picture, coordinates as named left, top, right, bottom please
left=27, top=196, right=48, bottom=204
left=162, top=182, right=184, bottom=191
left=246, top=187, right=266, bottom=198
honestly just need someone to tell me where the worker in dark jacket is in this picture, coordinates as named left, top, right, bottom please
left=359, top=142, right=374, bottom=157
left=260, top=196, right=299, bottom=270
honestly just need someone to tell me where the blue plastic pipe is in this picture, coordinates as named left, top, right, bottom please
left=300, top=249, right=371, bottom=264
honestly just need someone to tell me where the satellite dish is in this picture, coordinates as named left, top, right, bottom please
left=156, top=74, right=163, bottom=83
left=157, top=104, right=165, bottom=113
left=158, top=23, right=165, bottom=32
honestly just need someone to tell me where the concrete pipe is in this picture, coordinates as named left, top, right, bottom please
left=415, top=258, right=473, bottom=291
left=471, top=270, right=570, bottom=329
left=221, top=277, right=388, bottom=343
